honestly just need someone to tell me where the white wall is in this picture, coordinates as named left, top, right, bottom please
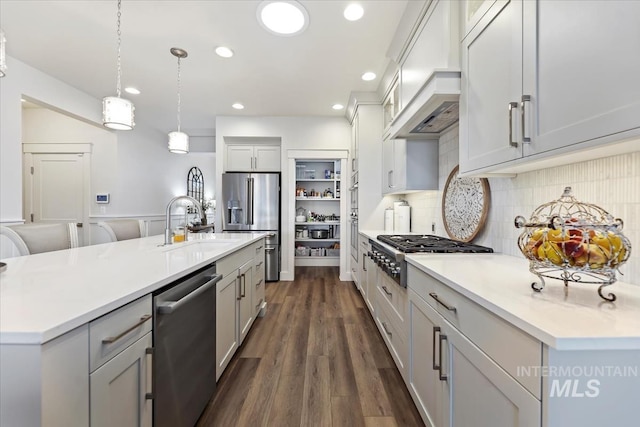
left=215, top=116, right=351, bottom=281
left=404, top=126, right=640, bottom=286
left=1, top=56, right=216, bottom=245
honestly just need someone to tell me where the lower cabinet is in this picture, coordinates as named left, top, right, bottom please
left=238, top=259, right=254, bottom=344
left=216, top=239, right=265, bottom=380
left=216, top=272, right=240, bottom=379
left=407, top=264, right=541, bottom=427
left=90, top=332, right=153, bottom=427
left=374, top=273, right=409, bottom=379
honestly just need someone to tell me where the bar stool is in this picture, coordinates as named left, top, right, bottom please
left=0, top=223, right=79, bottom=256
left=98, top=219, right=148, bottom=242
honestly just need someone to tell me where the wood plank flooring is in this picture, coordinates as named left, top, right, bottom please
left=197, top=267, right=424, bottom=427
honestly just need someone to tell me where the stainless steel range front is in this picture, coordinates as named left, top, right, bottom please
left=369, top=234, right=494, bottom=287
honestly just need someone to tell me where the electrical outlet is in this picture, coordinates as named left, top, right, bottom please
left=432, top=222, right=436, bottom=233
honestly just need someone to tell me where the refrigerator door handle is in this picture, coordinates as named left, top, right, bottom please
left=247, top=177, right=255, bottom=225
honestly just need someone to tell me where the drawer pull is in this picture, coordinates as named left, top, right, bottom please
left=102, top=314, right=152, bottom=344
left=382, top=285, right=392, bottom=297
left=432, top=326, right=441, bottom=371
left=429, top=292, right=457, bottom=312
left=256, top=278, right=264, bottom=288
left=256, top=298, right=264, bottom=310
left=145, top=347, right=154, bottom=400
left=439, top=333, right=448, bottom=381
left=381, top=321, right=392, bottom=338
left=256, top=261, right=264, bottom=268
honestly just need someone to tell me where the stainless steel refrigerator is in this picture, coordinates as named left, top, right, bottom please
left=222, top=172, right=280, bottom=281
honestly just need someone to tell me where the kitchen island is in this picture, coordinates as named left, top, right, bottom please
left=0, top=232, right=266, bottom=427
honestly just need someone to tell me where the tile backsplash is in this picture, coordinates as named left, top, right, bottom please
left=405, top=126, right=640, bottom=286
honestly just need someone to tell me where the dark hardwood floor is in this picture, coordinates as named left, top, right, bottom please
left=197, top=266, right=424, bottom=427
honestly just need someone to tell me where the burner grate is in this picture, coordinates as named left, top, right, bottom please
left=377, top=234, right=493, bottom=254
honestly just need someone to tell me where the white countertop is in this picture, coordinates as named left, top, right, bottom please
left=0, top=232, right=266, bottom=345
left=406, top=253, right=640, bottom=351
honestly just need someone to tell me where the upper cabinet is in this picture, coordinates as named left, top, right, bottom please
left=382, top=138, right=438, bottom=195
left=460, top=0, right=640, bottom=175
left=382, top=75, right=400, bottom=138
left=225, top=144, right=281, bottom=172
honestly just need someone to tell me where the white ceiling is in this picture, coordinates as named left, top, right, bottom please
left=1, top=0, right=408, bottom=134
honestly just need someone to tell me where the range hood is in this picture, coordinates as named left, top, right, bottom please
left=388, top=70, right=461, bottom=138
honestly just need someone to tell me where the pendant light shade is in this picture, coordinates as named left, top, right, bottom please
left=102, top=0, right=135, bottom=130
left=168, top=47, right=189, bottom=154
left=168, top=131, right=189, bottom=154
left=0, top=29, right=7, bottom=78
left=103, top=96, right=135, bottom=130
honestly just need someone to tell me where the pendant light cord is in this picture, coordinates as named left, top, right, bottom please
left=177, top=56, right=182, bottom=132
left=116, top=0, right=122, bottom=98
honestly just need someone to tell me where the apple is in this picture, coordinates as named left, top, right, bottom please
left=562, top=239, right=585, bottom=258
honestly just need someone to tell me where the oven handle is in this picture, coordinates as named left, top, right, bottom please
left=157, top=274, right=222, bottom=314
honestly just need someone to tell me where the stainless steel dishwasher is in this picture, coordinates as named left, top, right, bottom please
left=153, top=263, right=221, bottom=427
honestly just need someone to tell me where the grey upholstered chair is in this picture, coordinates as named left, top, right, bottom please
left=98, top=219, right=148, bottom=242
left=0, top=223, right=79, bottom=256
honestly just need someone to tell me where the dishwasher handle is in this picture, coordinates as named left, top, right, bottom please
left=157, top=274, right=222, bottom=314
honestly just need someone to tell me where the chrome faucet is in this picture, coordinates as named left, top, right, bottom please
left=164, top=195, right=204, bottom=245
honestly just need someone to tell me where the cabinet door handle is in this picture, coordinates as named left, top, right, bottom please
left=439, top=333, right=448, bottom=381
left=387, top=171, right=392, bottom=188
left=102, top=314, right=152, bottom=344
left=362, top=253, right=367, bottom=271
left=352, top=158, right=356, bottom=171
left=241, top=273, right=246, bottom=298
left=382, top=321, right=392, bottom=338
left=145, top=347, right=154, bottom=400
left=508, top=101, right=518, bottom=147
left=429, top=292, right=457, bottom=312
left=382, top=285, right=392, bottom=297
left=432, top=326, right=441, bottom=371
left=237, top=274, right=243, bottom=300
left=521, top=95, right=531, bottom=143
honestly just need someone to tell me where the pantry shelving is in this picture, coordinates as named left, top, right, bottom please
left=295, top=159, right=342, bottom=266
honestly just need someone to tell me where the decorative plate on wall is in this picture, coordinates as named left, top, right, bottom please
left=442, top=165, right=490, bottom=242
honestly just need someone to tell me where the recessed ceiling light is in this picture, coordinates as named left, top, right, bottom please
left=232, top=103, right=245, bottom=110
left=124, top=87, right=141, bottom=95
left=361, top=72, right=376, bottom=81
left=332, top=104, right=344, bottom=110
left=257, top=1, right=309, bottom=36
left=344, top=4, right=364, bottom=21
left=215, top=46, right=234, bottom=58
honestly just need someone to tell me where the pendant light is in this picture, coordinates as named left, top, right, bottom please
left=102, top=0, right=135, bottom=130
left=168, top=47, right=189, bottom=154
left=0, top=29, right=6, bottom=78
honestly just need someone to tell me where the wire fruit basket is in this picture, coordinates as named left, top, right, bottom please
left=514, top=187, right=631, bottom=301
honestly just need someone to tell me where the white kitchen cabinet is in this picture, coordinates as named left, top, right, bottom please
left=382, top=138, right=439, bottom=195
left=216, top=271, right=240, bottom=379
left=216, top=239, right=263, bottom=379
left=253, top=241, right=266, bottom=317
left=90, top=332, right=153, bottom=427
left=364, top=251, right=377, bottom=314
left=225, top=144, right=280, bottom=172
left=351, top=110, right=359, bottom=177
left=0, top=325, right=90, bottom=427
left=407, top=264, right=542, bottom=426
left=382, top=75, right=400, bottom=139
left=441, top=319, right=541, bottom=427
left=238, top=258, right=254, bottom=344
left=375, top=272, right=409, bottom=379
left=460, top=0, right=640, bottom=175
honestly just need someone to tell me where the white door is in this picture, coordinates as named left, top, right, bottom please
left=28, top=152, right=85, bottom=245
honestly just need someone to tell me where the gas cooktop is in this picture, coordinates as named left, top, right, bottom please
left=376, top=234, right=494, bottom=254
